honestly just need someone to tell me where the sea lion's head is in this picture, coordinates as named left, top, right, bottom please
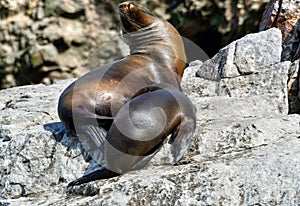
left=118, top=1, right=187, bottom=75
left=119, top=2, right=156, bottom=33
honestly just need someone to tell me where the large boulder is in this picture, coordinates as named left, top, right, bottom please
left=189, top=28, right=289, bottom=119
left=259, top=0, right=300, bottom=114
left=260, top=0, right=300, bottom=62
left=0, top=28, right=299, bottom=205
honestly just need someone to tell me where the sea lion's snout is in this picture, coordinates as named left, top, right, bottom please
left=119, top=2, right=147, bottom=33
left=118, top=2, right=128, bottom=13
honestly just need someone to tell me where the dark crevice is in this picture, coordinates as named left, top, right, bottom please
left=272, top=0, right=283, bottom=28
left=53, top=38, right=70, bottom=53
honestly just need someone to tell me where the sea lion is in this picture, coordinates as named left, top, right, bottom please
left=67, top=88, right=196, bottom=186
left=57, top=2, right=196, bottom=187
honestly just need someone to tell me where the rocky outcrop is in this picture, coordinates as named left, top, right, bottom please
left=193, top=28, right=289, bottom=117
left=0, top=0, right=126, bottom=89
left=166, top=0, right=270, bottom=58
left=0, top=28, right=299, bottom=205
left=0, top=0, right=272, bottom=89
left=260, top=0, right=300, bottom=62
left=259, top=0, right=300, bottom=114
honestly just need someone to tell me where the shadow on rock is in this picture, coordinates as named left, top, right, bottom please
left=43, top=122, right=105, bottom=182
left=43, top=122, right=83, bottom=152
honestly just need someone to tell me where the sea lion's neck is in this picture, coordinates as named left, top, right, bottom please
left=124, top=22, right=175, bottom=56
left=123, top=20, right=187, bottom=77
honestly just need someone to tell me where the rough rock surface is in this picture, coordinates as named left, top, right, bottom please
left=0, top=0, right=272, bottom=89
left=259, top=0, right=300, bottom=114
left=259, top=0, right=300, bottom=62
left=0, top=0, right=126, bottom=89
left=0, top=28, right=299, bottom=205
left=169, top=0, right=269, bottom=58
left=195, top=28, right=289, bottom=115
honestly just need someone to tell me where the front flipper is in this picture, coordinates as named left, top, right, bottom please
left=75, top=124, right=108, bottom=166
left=169, top=117, right=196, bottom=164
left=67, top=168, right=119, bottom=187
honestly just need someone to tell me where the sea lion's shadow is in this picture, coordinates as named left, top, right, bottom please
left=43, top=122, right=80, bottom=149
left=43, top=122, right=104, bottom=175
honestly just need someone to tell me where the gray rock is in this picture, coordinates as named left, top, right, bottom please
left=58, top=18, right=85, bottom=46
left=0, top=79, right=88, bottom=200
left=0, top=44, right=15, bottom=65
left=42, top=24, right=62, bottom=42
left=0, top=29, right=299, bottom=205
left=0, top=0, right=122, bottom=89
left=0, top=79, right=299, bottom=205
left=58, top=49, right=80, bottom=68
left=38, top=43, right=59, bottom=64
left=197, top=28, right=282, bottom=80
left=288, top=59, right=300, bottom=114
left=42, top=18, right=85, bottom=48
left=259, top=0, right=300, bottom=62
left=192, top=28, right=289, bottom=117
left=54, top=0, right=85, bottom=18
left=37, top=4, right=45, bottom=20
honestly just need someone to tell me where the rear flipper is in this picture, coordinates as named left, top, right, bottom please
left=67, top=142, right=164, bottom=187
left=67, top=168, right=119, bottom=187
left=67, top=125, right=111, bottom=187
left=169, top=116, right=196, bottom=164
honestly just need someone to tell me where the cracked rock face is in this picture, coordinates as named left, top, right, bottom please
left=259, top=0, right=300, bottom=62
left=259, top=0, right=300, bottom=114
left=0, top=29, right=300, bottom=205
left=193, top=29, right=289, bottom=116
